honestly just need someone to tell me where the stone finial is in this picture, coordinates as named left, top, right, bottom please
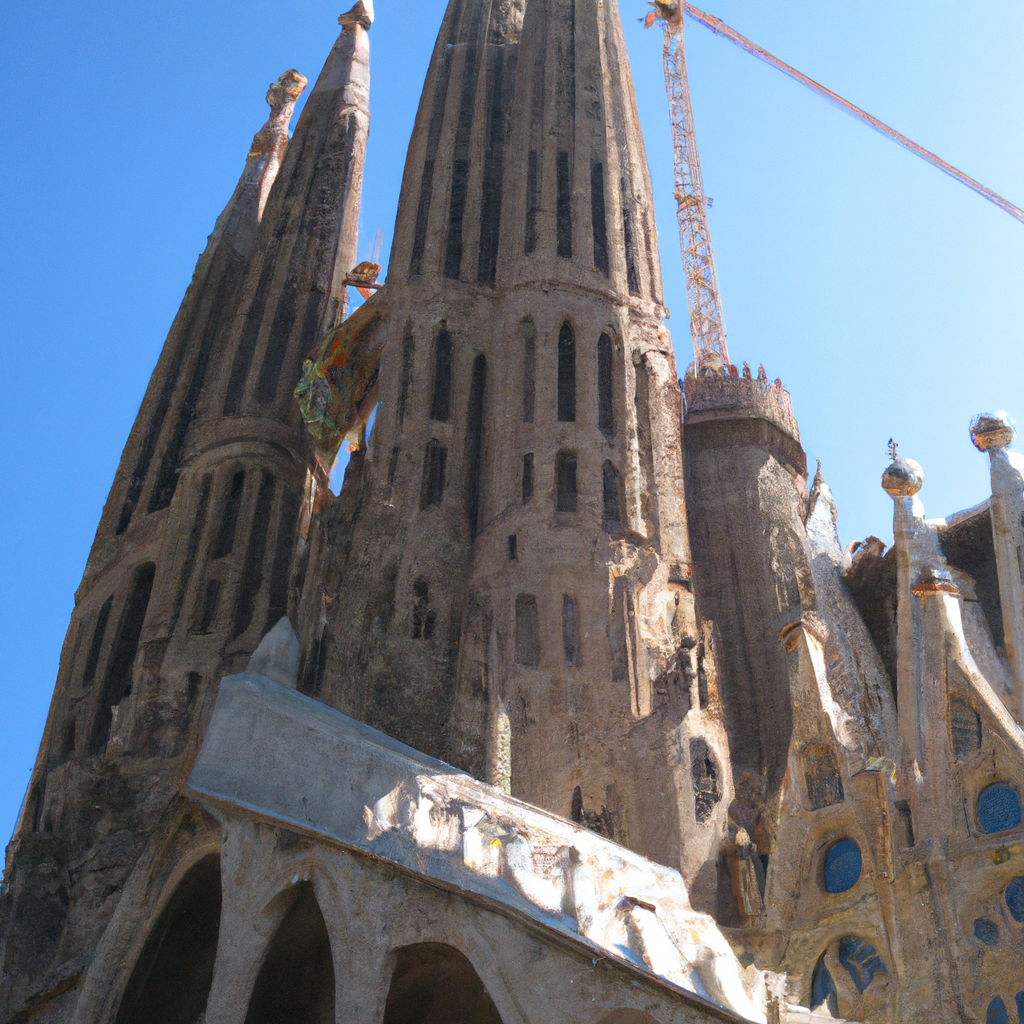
left=247, top=617, right=301, bottom=688
left=882, top=453, right=924, bottom=498
left=268, top=68, right=308, bottom=112
left=249, top=70, right=308, bottom=162
left=970, top=412, right=1015, bottom=452
left=339, top=0, right=374, bottom=29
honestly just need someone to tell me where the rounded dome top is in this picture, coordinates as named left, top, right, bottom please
left=970, top=413, right=1015, bottom=452
left=882, top=457, right=924, bottom=497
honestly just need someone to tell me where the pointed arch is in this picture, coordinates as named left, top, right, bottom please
left=244, top=883, right=335, bottom=1024
left=382, top=943, right=504, bottom=1024
left=114, top=854, right=222, bottom=1024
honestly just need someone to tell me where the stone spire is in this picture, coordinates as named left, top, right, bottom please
left=299, top=0, right=696, bottom=872
left=216, top=9, right=372, bottom=420
left=0, top=16, right=374, bottom=1011
left=97, top=70, right=307, bottom=546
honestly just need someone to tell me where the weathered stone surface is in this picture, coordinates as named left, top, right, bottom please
left=4, top=3, right=1024, bottom=1023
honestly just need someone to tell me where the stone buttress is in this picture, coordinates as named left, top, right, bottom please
left=298, top=0, right=699, bottom=870
left=0, top=12, right=371, bottom=1017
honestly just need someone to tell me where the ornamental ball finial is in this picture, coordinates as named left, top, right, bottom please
left=970, top=412, right=1015, bottom=452
left=882, top=443, right=924, bottom=497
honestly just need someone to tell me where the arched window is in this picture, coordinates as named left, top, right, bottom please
left=809, top=956, right=838, bottom=1017
left=515, top=595, right=540, bottom=667
left=555, top=452, right=577, bottom=513
left=115, top=855, right=222, bottom=1024
left=591, top=162, right=609, bottom=276
left=465, top=354, right=486, bottom=540
left=986, top=997, right=1008, bottom=1024
left=597, top=333, right=614, bottom=436
left=556, top=151, right=572, bottom=258
left=977, top=783, right=1022, bottom=834
left=430, top=328, right=453, bottom=422
left=562, top=596, right=580, bottom=667
left=557, top=322, right=576, bottom=422
left=244, top=883, right=335, bottom=1024
left=602, top=461, right=621, bottom=533
left=90, top=562, right=156, bottom=755
left=382, top=944, right=503, bottom=1024
left=397, top=327, right=415, bottom=427
left=81, top=596, right=113, bottom=686
left=521, top=319, right=536, bottom=423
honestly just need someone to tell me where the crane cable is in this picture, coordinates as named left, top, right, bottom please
left=682, top=2, right=1024, bottom=226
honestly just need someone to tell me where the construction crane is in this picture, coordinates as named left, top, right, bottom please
left=646, top=1, right=728, bottom=373
left=646, top=1, right=1024, bottom=372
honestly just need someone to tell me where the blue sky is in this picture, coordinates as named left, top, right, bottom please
left=0, top=0, right=1021, bottom=845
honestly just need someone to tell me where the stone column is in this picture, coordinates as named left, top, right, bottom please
left=971, top=412, right=1024, bottom=723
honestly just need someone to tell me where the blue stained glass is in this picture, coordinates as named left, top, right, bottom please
left=986, top=996, right=1007, bottom=1024
left=973, top=917, right=999, bottom=945
left=977, top=784, right=1022, bottom=834
left=837, top=936, right=886, bottom=993
left=810, top=959, right=838, bottom=1017
left=824, top=839, right=862, bottom=894
left=1006, top=876, right=1024, bottom=923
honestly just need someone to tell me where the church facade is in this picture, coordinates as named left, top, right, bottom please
left=2, top=2, right=1023, bottom=1022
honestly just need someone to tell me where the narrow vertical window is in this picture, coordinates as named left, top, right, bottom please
left=557, top=322, right=576, bottom=422
left=444, top=158, right=470, bottom=280
left=521, top=319, right=536, bottom=423
left=90, top=562, right=156, bottom=755
left=598, top=333, right=614, bottom=436
left=515, top=594, right=540, bottom=667
left=233, top=473, right=276, bottom=638
left=621, top=176, right=641, bottom=295
left=522, top=454, right=534, bottom=503
left=602, top=461, right=622, bottom=533
left=420, top=441, right=447, bottom=509
left=525, top=150, right=540, bottom=254
left=265, top=487, right=301, bottom=633
left=397, top=328, right=415, bottom=427
left=170, top=474, right=212, bottom=631
left=477, top=46, right=509, bottom=286
left=211, top=470, right=245, bottom=559
left=192, top=579, right=221, bottom=634
left=556, top=151, right=572, bottom=258
left=465, top=354, right=486, bottom=540
left=430, top=329, right=452, bottom=422
left=562, top=595, right=580, bottom=667
left=507, top=535, right=518, bottom=560
left=591, top=161, right=609, bottom=276
left=409, top=160, right=434, bottom=277
left=81, top=596, right=114, bottom=687
left=556, top=452, right=577, bottom=513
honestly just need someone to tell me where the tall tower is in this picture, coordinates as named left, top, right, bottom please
left=299, top=0, right=698, bottom=868
left=0, top=11, right=372, bottom=1014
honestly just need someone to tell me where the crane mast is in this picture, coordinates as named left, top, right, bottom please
left=648, top=1, right=729, bottom=372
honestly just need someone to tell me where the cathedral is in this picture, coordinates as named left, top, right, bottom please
left=2, top=2, right=1023, bottom=1022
